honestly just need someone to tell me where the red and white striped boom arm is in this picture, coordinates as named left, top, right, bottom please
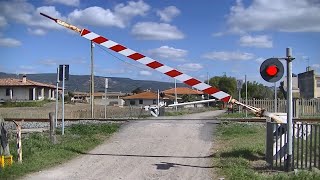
left=40, top=13, right=285, bottom=123
left=40, top=13, right=231, bottom=102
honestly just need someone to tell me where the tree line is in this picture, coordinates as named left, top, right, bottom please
left=207, top=76, right=285, bottom=100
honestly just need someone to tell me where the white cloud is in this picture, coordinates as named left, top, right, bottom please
left=0, top=0, right=150, bottom=30
left=0, top=16, right=7, bottom=28
left=239, top=35, right=273, bottom=48
left=139, top=70, right=152, bottom=76
left=68, top=7, right=123, bottom=28
left=227, top=0, right=320, bottom=33
left=28, top=28, right=46, bottom=36
left=203, top=51, right=255, bottom=61
left=39, top=59, right=58, bottom=66
left=0, top=37, right=22, bottom=47
left=68, top=0, right=150, bottom=28
left=0, top=0, right=64, bottom=30
left=18, top=65, right=37, bottom=74
left=157, top=6, right=180, bottom=22
left=147, top=46, right=187, bottom=61
left=255, top=57, right=265, bottom=63
left=177, top=63, right=203, bottom=72
left=131, top=22, right=184, bottom=40
left=46, top=0, right=80, bottom=6
left=311, top=64, right=320, bottom=69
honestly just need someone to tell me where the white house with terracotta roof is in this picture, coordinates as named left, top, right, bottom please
left=0, top=75, right=58, bottom=101
left=123, top=91, right=177, bottom=106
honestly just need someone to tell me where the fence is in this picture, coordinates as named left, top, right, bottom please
left=239, top=99, right=320, bottom=117
left=266, top=122, right=320, bottom=171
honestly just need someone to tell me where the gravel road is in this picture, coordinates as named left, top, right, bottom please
left=22, top=110, right=225, bottom=180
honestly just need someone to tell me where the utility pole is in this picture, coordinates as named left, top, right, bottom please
left=207, top=72, right=210, bottom=107
left=286, top=47, right=294, bottom=171
left=174, top=78, right=178, bottom=111
left=274, top=82, right=277, bottom=113
left=105, top=78, right=108, bottom=119
left=62, top=65, right=65, bottom=135
left=245, top=75, right=248, bottom=117
left=55, top=67, right=59, bottom=127
left=91, top=41, right=94, bottom=118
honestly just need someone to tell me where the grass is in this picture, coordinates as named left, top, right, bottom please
left=213, top=122, right=320, bottom=180
left=218, top=112, right=256, bottom=118
left=0, top=123, right=120, bottom=180
left=0, top=99, right=52, bottom=107
left=165, top=107, right=220, bottom=116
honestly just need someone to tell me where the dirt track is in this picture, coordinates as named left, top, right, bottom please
left=22, top=110, right=225, bottom=180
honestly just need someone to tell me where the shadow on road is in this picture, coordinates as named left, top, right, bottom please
left=64, top=147, right=215, bottom=159
left=154, top=162, right=216, bottom=170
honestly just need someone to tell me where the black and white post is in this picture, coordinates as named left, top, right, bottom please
left=55, top=67, right=59, bottom=128
left=286, top=47, right=294, bottom=171
left=104, top=78, right=108, bottom=119
left=62, top=64, right=65, bottom=135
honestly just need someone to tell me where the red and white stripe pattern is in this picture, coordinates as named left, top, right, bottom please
left=80, top=29, right=231, bottom=102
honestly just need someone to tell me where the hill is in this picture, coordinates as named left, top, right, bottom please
left=0, top=72, right=187, bottom=93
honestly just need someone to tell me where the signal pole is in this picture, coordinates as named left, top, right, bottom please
left=91, top=41, right=94, bottom=118
left=286, top=47, right=294, bottom=171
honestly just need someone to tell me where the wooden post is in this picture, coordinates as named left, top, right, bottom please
left=13, top=120, right=22, bottom=163
left=49, top=112, right=56, bottom=144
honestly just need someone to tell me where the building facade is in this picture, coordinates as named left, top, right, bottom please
left=0, top=75, right=58, bottom=101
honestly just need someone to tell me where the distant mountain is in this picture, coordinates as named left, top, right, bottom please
left=0, top=72, right=187, bottom=93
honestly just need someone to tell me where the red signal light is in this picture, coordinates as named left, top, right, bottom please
left=266, top=65, right=278, bottom=76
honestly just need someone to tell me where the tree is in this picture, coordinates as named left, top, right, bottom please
left=209, top=76, right=237, bottom=98
left=131, top=87, right=143, bottom=94
left=240, top=81, right=274, bottom=99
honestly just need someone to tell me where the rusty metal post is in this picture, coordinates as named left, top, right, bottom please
left=49, top=112, right=56, bottom=144
left=13, top=120, right=22, bottom=163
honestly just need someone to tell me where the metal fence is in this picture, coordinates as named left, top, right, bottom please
left=266, top=122, right=320, bottom=171
left=239, top=99, right=320, bottom=117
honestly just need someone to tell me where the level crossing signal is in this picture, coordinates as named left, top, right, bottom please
left=260, top=58, right=284, bottom=83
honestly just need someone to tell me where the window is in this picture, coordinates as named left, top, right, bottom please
left=6, top=88, right=10, bottom=96
left=139, top=99, right=143, bottom=104
left=130, top=100, right=135, bottom=105
left=153, top=99, right=156, bottom=104
left=317, top=80, right=320, bottom=87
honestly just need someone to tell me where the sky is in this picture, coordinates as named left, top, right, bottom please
left=1, top=0, right=320, bottom=86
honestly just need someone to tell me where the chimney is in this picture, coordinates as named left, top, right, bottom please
left=22, top=75, right=27, bottom=83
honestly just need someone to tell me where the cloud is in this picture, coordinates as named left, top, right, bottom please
left=0, top=0, right=64, bottom=30
left=157, top=6, right=180, bottom=22
left=255, top=57, right=265, bottom=63
left=0, top=16, right=7, bottom=28
left=203, top=51, right=255, bottom=61
left=139, top=70, right=152, bottom=76
left=131, top=22, right=184, bottom=40
left=68, top=0, right=150, bottom=28
left=146, top=46, right=187, bottom=61
left=177, top=63, right=203, bottom=72
left=0, top=0, right=150, bottom=30
left=311, top=64, right=320, bottom=69
left=0, top=37, right=22, bottom=47
left=39, top=59, right=58, bottom=66
left=227, top=0, right=320, bottom=33
left=28, top=28, right=46, bottom=36
left=18, top=65, right=37, bottom=74
left=46, top=0, right=80, bottom=6
left=239, top=35, right=273, bottom=48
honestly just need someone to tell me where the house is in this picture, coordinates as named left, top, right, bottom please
left=123, top=91, right=176, bottom=106
left=72, top=91, right=127, bottom=106
left=0, top=75, right=58, bottom=101
left=163, top=87, right=204, bottom=101
left=298, top=70, right=320, bottom=99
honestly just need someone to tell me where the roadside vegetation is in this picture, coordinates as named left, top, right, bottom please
left=0, top=99, right=52, bottom=108
left=165, top=107, right=220, bottom=116
left=0, top=123, right=120, bottom=180
left=213, top=120, right=320, bottom=179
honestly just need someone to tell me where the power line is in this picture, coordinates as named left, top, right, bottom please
left=96, top=43, right=149, bottom=71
